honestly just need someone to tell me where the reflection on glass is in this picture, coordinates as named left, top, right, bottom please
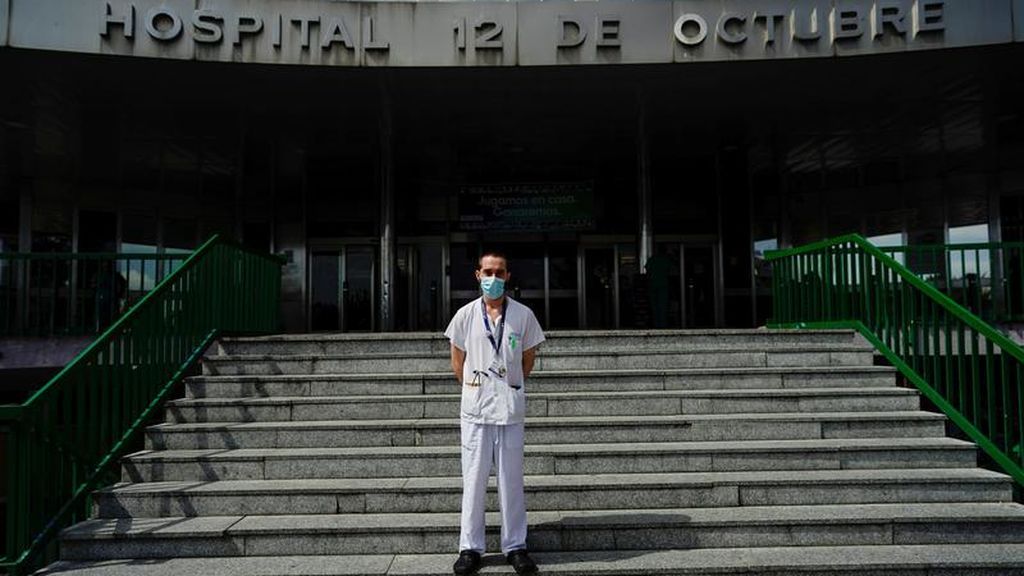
left=948, top=224, right=991, bottom=282
left=867, top=233, right=905, bottom=266
left=618, top=245, right=639, bottom=328
left=753, top=238, right=778, bottom=289
left=416, top=244, right=443, bottom=330
left=585, top=247, right=615, bottom=329
left=504, top=245, right=544, bottom=292
left=685, top=246, right=715, bottom=328
left=947, top=224, right=991, bottom=318
left=547, top=243, right=578, bottom=329
left=311, top=252, right=340, bottom=332
left=548, top=244, right=577, bottom=290
left=649, top=244, right=681, bottom=329
left=450, top=244, right=478, bottom=292
left=344, top=247, right=374, bottom=332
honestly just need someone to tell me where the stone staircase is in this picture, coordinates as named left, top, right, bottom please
left=37, top=330, right=1024, bottom=575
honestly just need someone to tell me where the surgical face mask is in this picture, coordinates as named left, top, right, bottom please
left=480, top=275, right=506, bottom=299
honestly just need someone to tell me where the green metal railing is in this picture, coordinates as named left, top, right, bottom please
left=0, top=236, right=282, bottom=575
left=879, top=242, right=1024, bottom=323
left=0, top=253, right=190, bottom=337
left=767, top=234, right=1024, bottom=488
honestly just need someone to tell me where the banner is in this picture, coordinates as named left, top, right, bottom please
left=457, top=183, right=595, bottom=232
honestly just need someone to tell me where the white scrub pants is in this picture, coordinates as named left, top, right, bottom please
left=459, top=420, right=527, bottom=554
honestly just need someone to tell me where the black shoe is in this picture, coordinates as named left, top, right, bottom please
left=453, top=550, right=482, bottom=575
left=506, top=549, right=538, bottom=574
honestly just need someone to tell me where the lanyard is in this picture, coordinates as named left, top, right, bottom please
left=481, top=297, right=508, bottom=355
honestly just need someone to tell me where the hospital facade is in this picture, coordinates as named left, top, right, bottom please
left=1, top=0, right=1023, bottom=333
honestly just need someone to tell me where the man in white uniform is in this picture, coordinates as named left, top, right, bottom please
left=445, top=251, right=544, bottom=575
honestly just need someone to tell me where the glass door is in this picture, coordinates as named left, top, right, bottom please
left=448, top=241, right=577, bottom=329
left=650, top=240, right=721, bottom=328
left=683, top=244, right=718, bottom=328
left=309, top=243, right=378, bottom=332
left=648, top=243, right=683, bottom=329
left=504, top=244, right=546, bottom=326
left=582, top=245, right=617, bottom=329
left=547, top=243, right=579, bottom=329
left=396, top=240, right=444, bottom=331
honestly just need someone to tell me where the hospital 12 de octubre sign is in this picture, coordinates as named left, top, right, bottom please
left=3, top=0, right=1021, bottom=66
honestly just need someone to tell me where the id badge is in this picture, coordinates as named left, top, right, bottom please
left=488, top=356, right=507, bottom=379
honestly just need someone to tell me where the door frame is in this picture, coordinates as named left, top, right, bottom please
left=307, top=237, right=378, bottom=332
left=652, top=234, right=722, bottom=328
left=397, top=235, right=447, bottom=331
left=578, top=235, right=634, bottom=329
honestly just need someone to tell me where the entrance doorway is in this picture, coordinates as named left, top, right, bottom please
left=395, top=240, right=445, bottom=331
left=309, top=242, right=378, bottom=332
left=653, top=241, right=721, bottom=329
left=448, top=240, right=579, bottom=329
left=581, top=240, right=722, bottom=329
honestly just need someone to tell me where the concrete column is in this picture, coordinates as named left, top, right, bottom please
left=637, top=95, right=653, bottom=273
left=379, top=83, right=396, bottom=332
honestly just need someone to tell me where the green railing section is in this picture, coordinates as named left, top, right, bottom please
left=879, top=242, right=1024, bottom=323
left=0, top=236, right=282, bottom=576
left=0, top=252, right=190, bottom=337
left=767, top=234, right=1024, bottom=488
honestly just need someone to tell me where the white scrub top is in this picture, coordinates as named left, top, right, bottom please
left=445, top=296, right=545, bottom=425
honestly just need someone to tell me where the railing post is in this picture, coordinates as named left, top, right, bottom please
left=823, top=246, right=833, bottom=321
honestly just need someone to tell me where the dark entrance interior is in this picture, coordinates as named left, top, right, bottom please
left=2, top=43, right=1022, bottom=331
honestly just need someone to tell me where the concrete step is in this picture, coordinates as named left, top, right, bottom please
left=213, top=329, right=868, bottom=357
left=184, top=366, right=898, bottom=399
left=200, top=347, right=875, bottom=376
left=165, top=388, right=920, bottom=423
left=94, top=468, right=1014, bottom=518
left=60, top=503, right=1024, bottom=559
left=121, top=438, right=979, bottom=482
left=144, top=412, right=947, bottom=450
left=34, top=543, right=1024, bottom=575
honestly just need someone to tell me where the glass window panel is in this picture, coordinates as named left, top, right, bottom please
left=311, top=252, right=340, bottom=332
left=948, top=224, right=991, bottom=291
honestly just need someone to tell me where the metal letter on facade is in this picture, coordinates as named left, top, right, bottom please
left=272, top=13, right=282, bottom=47
left=790, top=7, right=821, bottom=41
left=557, top=16, right=586, bottom=47
left=717, top=13, right=748, bottom=44
left=192, top=9, right=225, bottom=44
left=233, top=15, right=263, bottom=45
left=101, top=2, right=134, bottom=38
left=363, top=17, right=389, bottom=50
left=290, top=17, right=319, bottom=49
left=145, top=7, right=182, bottom=41
left=321, top=17, right=354, bottom=49
left=754, top=12, right=785, bottom=45
left=914, top=1, right=945, bottom=35
left=595, top=16, right=621, bottom=47
left=833, top=7, right=865, bottom=40
left=873, top=1, right=908, bottom=37
left=674, top=13, right=708, bottom=46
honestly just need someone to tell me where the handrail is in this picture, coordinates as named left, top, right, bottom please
left=0, top=252, right=192, bottom=337
left=767, top=234, right=1024, bottom=488
left=0, top=235, right=283, bottom=575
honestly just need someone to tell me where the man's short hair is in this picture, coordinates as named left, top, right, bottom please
left=477, top=250, right=508, bottom=270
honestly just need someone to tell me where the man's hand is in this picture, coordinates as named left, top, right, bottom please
left=451, top=344, right=466, bottom=384
left=523, top=346, right=538, bottom=379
